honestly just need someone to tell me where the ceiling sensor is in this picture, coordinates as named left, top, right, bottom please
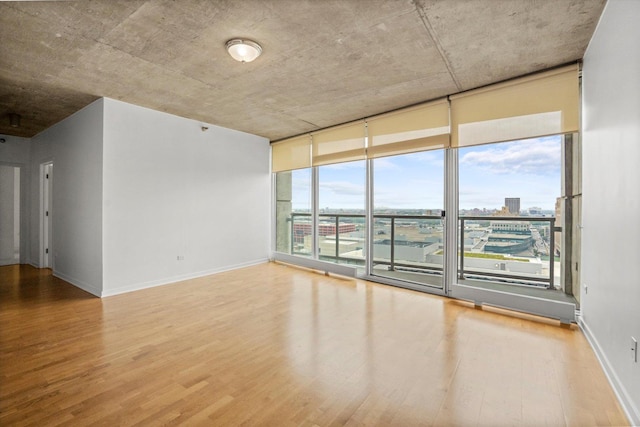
left=9, top=113, right=21, bottom=128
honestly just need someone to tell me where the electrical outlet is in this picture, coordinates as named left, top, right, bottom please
left=632, top=337, right=638, bottom=363
left=177, top=255, right=184, bottom=261
left=584, top=283, right=588, bottom=294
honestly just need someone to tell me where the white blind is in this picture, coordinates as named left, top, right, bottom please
left=367, top=99, right=450, bottom=158
left=312, top=121, right=366, bottom=166
left=271, top=134, right=311, bottom=172
left=450, top=64, right=579, bottom=147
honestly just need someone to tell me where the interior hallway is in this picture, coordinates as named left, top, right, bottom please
left=0, top=262, right=628, bottom=426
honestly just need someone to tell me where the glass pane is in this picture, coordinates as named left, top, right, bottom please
left=457, top=136, right=572, bottom=303
left=372, top=151, right=444, bottom=288
left=317, top=160, right=366, bottom=267
left=275, top=169, right=312, bottom=256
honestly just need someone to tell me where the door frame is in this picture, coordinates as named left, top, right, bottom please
left=40, top=161, right=53, bottom=269
left=361, top=152, right=448, bottom=297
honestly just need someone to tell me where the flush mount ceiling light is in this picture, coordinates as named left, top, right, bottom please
left=225, top=39, right=262, bottom=63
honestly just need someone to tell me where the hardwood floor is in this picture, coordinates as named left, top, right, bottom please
left=0, top=262, right=628, bottom=426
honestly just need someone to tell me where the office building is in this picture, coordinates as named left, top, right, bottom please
left=505, top=197, right=521, bottom=215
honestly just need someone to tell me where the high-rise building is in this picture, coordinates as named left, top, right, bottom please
left=505, top=197, right=521, bottom=215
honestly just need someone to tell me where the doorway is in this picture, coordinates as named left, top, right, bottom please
left=369, top=150, right=446, bottom=290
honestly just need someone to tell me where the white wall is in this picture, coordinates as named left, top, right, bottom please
left=30, top=99, right=104, bottom=295
left=581, top=0, right=640, bottom=424
left=0, top=166, right=20, bottom=265
left=0, top=134, right=30, bottom=163
left=102, top=98, right=270, bottom=296
left=0, top=134, right=31, bottom=264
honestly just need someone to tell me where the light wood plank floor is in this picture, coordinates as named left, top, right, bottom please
left=0, top=262, right=628, bottom=426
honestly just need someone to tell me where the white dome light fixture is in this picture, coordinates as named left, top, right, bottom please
left=225, top=39, right=262, bottom=63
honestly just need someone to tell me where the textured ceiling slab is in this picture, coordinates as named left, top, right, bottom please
left=418, top=0, right=605, bottom=90
left=0, top=0, right=605, bottom=139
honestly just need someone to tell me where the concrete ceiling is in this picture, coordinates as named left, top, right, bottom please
left=0, top=0, right=606, bottom=141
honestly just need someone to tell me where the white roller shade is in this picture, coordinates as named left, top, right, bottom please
left=312, top=121, right=366, bottom=166
left=271, top=134, right=311, bottom=172
left=451, top=64, right=580, bottom=147
left=367, top=98, right=450, bottom=158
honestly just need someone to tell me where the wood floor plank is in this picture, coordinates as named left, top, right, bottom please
left=0, top=263, right=629, bottom=426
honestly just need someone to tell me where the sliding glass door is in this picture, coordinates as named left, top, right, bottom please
left=317, top=160, right=366, bottom=268
left=370, top=151, right=445, bottom=289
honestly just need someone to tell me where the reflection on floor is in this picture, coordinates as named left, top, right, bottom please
left=0, top=262, right=622, bottom=425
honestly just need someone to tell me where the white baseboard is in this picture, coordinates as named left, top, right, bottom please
left=101, top=258, right=269, bottom=297
left=53, top=270, right=102, bottom=297
left=579, top=317, right=639, bottom=426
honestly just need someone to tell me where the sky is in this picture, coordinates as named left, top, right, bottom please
left=290, top=135, right=562, bottom=211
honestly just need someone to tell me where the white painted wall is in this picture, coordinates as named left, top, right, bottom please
left=0, top=166, right=20, bottom=265
left=581, top=0, right=640, bottom=423
left=102, top=98, right=270, bottom=296
left=30, top=99, right=104, bottom=295
left=0, top=134, right=31, bottom=264
left=0, top=134, right=30, bottom=163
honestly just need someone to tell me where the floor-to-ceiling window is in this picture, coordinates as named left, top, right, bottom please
left=272, top=135, right=313, bottom=258
left=271, top=64, right=580, bottom=322
left=275, top=168, right=312, bottom=256
left=317, top=160, right=366, bottom=266
left=371, top=151, right=444, bottom=288
left=456, top=135, right=576, bottom=304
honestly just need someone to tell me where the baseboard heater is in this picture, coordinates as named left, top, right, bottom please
left=451, top=283, right=576, bottom=324
left=272, top=253, right=358, bottom=278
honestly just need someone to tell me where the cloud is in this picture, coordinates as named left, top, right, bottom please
left=458, top=192, right=505, bottom=209
left=291, top=177, right=310, bottom=190
left=373, top=151, right=443, bottom=171
left=460, top=137, right=561, bottom=175
left=319, top=181, right=365, bottom=196
left=372, top=157, right=400, bottom=170
left=405, top=151, right=443, bottom=165
left=320, top=161, right=365, bottom=171
left=373, top=178, right=443, bottom=208
left=373, top=193, right=442, bottom=209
